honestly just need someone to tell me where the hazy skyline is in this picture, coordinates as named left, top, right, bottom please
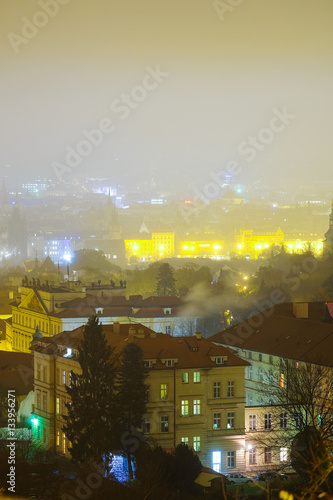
left=1, top=0, right=333, bottom=193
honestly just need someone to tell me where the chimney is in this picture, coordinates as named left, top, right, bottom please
left=293, top=302, right=309, bottom=319
left=113, top=322, right=120, bottom=334
left=195, top=332, right=202, bottom=340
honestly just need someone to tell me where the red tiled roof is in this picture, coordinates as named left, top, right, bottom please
left=31, top=324, right=248, bottom=369
left=210, top=309, right=333, bottom=367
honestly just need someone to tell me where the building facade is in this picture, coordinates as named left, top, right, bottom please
left=30, top=324, right=249, bottom=474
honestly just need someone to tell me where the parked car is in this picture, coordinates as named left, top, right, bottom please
left=255, top=471, right=288, bottom=482
left=225, top=473, right=253, bottom=485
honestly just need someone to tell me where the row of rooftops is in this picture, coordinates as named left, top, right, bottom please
left=11, top=291, right=185, bottom=318
left=210, top=301, right=333, bottom=367
left=31, top=323, right=248, bottom=370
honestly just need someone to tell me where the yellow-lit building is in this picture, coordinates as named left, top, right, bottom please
left=9, top=286, right=85, bottom=353
left=236, top=229, right=284, bottom=259
left=124, top=232, right=175, bottom=262
left=124, top=238, right=152, bottom=261
left=178, top=240, right=224, bottom=258
left=31, top=324, right=249, bottom=474
left=284, top=239, right=323, bottom=256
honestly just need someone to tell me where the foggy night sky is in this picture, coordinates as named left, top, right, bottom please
left=1, top=0, right=333, bottom=191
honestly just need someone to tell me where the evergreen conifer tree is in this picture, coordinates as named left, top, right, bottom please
left=156, top=263, right=176, bottom=296
left=116, top=342, right=148, bottom=479
left=63, top=316, right=118, bottom=468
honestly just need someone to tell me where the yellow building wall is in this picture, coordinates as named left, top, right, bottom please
left=178, top=241, right=224, bottom=258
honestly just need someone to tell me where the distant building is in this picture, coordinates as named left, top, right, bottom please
left=31, top=324, right=248, bottom=473
left=9, top=285, right=85, bottom=352
left=178, top=239, right=224, bottom=258
left=9, top=289, right=197, bottom=352
left=124, top=231, right=175, bottom=262
left=236, top=228, right=284, bottom=258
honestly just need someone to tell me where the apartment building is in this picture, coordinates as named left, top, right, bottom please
left=30, top=323, right=249, bottom=474
left=210, top=300, right=333, bottom=473
left=9, top=287, right=194, bottom=353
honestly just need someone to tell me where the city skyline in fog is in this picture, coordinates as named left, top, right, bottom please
left=1, top=0, right=333, bottom=194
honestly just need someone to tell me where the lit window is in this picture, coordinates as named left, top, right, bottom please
left=181, top=400, right=189, bottom=416
left=56, top=431, right=60, bottom=446
left=213, top=381, right=220, bottom=398
left=193, top=400, right=201, bottom=415
left=56, top=397, right=60, bottom=414
left=265, top=447, right=272, bottom=463
left=213, top=413, right=221, bottom=430
left=249, top=447, right=256, bottom=464
left=62, top=433, right=66, bottom=454
left=62, top=370, right=66, bottom=385
left=280, top=373, right=285, bottom=388
left=181, top=437, right=188, bottom=444
left=212, top=451, right=221, bottom=472
left=160, top=384, right=167, bottom=401
left=264, top=413, right=272, bottom=430
left=227, top=381, right=234, bottom=397
left=193, top=371, right=200, bottom=383
left=193, top=436, right=200, bottom=452
left=280, top=447, right=288, bottom=462
left=182, top=372, right=188, bottom=383
left=249, top=414, right=257, bottom=431
left=227, top=451, right=235, bottom=468
left=161, top=416, right=168, bottom=433
left=227, top=412, right=235, bottom=429
left=280, top=412, right=288, bottom=429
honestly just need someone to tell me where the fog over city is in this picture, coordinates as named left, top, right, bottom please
left=2, top=2, right=333, bottom=498
left=1, top=0, right=333, bottom=195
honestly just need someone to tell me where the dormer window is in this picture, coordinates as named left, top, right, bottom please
left=163, top=308, right=171, bottom=315
left=143, top=359, right=156, bottom=368
left=162, top=358, right=178, bottom=367
left=95, top=308, right=103, bottom=315
left=64, top=348, right=72, bottom=358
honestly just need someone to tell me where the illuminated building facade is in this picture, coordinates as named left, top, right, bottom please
left=236, top=229, right=284, bottom=259
left=124, top=232, right=174, bottom=261
left=178, top=240, right=224, bottom=258
left=31, top=324, right=248, bottom=473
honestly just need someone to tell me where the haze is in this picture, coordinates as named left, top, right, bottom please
left=1, top=0, right=332, bottom=195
